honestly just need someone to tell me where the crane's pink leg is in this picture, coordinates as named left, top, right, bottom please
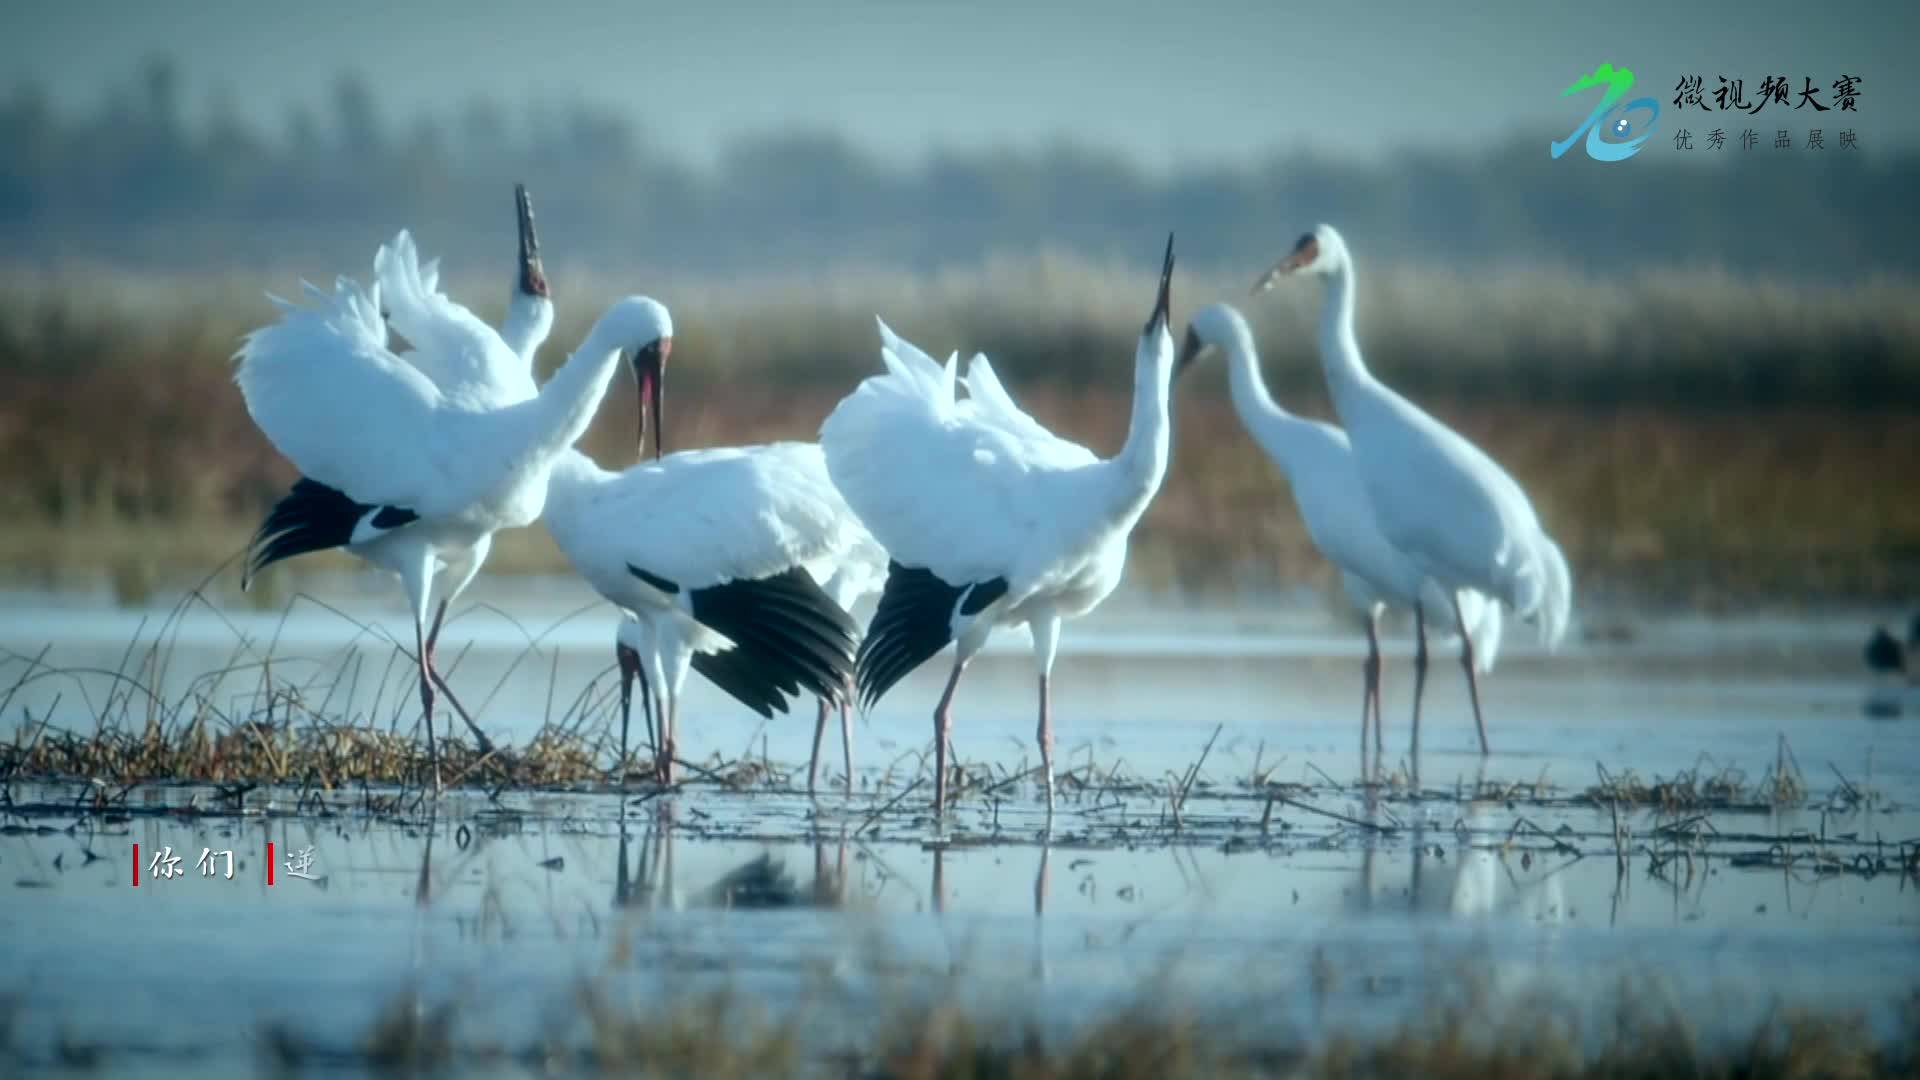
left=1037, top=673, right=1055, bottom=820
left=808, top=697, right=829, bottom=796
left=422, top=599, right=494, bottom=755
left=931, top=661, right=966, bottom=818
left=1453, top=595, right=1490, bottom=755
left=414, top=617, right=442, bottom=795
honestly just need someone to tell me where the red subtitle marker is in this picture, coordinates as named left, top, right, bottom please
left=267, top=841, right=275, bottom=886
left=133, top=842, right=140, bottom=887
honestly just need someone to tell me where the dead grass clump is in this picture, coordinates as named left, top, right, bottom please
left=361, top=988, right=458, bottom=1072
left=1317, top=977, right=1901, bottom=1080
left=871, top=1000, right=1267, bottom=1080
left=578, top=985, right=802, bottom=1077
left=2, top=717, right=609, bottom=793
left=1580, top=752, right=1811, bottom=815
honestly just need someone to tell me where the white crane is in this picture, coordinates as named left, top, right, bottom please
left=542, top=441, right=864, bottom=787
left=467, top=190, right=879, bottom=794
left=291, top=184, right=559, bottom=765
left=605, top=488, right=883, bottom=797
left=820, top=235, right=1179, bottom=819
left=1252, top=224, right=1572, bottom=755
left=235, top=238, right=673, bottom=791
left=1176, top=301, right=1503, bottom=765
left=251, top=185, right=559, bottom=760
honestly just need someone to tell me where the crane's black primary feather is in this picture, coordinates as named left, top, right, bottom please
left=856, top=562, right=1007, bottom=710
left=688, top=566, right=859, bottom=711
left=691, top=647, right=793, bottom=719
left=242, top=477, right=417, bottom=588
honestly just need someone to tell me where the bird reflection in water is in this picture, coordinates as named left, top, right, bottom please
left=612, top=803, right=854, bottom=914
left=929, top=842, right=1052, bottom=983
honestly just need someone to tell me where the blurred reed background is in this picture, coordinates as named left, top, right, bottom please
left=2, top=57, right=1917, bottom=610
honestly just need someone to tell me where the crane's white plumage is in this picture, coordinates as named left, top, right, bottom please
left=549, top=445, right=867, bottom=601
left=239, top=277, right=476, bottom=517
left=825, top=321, right=1100, bottom=589
left=236, top=214, right=671, bottom=790
left=1254, top=224, right=1573, bottom=754
left=376, top=234, right=537, bottom=408
left=820, top=533, right=888, bottom=616
left=821, top=236, right=1179, bottom=818
left=1178, top=301, right=1502, bottom=764
left=542, top=442, right=864, bottom=785
left=377, top=184, right=553, bottom=401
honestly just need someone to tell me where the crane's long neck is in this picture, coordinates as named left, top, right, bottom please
left=1108, top=330, right=1175, bottom=523
left=1213, top=315, right=1351, bottom=488
left=1316, top=258, right=1375, bottom=413
left=1217, top=317, right=1316, bottom=479
left=499, top=292, right=554, bottom=367
left=1219, top=315, right=1286, bottom=428
left=510, top=311, right=628, bottom=465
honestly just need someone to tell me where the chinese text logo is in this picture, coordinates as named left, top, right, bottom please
left=1551, top=63, right=1660, bottom=162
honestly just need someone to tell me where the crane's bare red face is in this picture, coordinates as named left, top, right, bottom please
left=631, top=337, right=671, bottom=461
left=1250, top=232, right=1322, bottom=294
left=1282, top=233, right=1320, bottom=273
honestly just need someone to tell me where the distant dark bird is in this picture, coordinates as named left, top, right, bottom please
left=1865, top=627, right=1904, bottom=676
left=1865, top=614, right=1918, bottom=678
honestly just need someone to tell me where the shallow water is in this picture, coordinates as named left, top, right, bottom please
left=2, top=583, right=1918, bottom=1073
left=4, top=578, right=1914, bottom=797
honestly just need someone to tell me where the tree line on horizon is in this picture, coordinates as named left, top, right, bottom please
left=2, top=58, right=1916, bottom=282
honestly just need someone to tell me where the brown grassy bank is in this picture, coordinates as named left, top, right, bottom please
left=12, top=969, right=1917, bottom=1077
left=3, top=259, right=1918, bottom=608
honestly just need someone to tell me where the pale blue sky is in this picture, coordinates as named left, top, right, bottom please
left=2, top=0, right=1911, bottom=170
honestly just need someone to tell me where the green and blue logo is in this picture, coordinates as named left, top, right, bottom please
left=1551, top=63, right=1661, bottom=161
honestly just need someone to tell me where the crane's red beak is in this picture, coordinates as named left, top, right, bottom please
left=632, top=337, right=670, bottom=460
